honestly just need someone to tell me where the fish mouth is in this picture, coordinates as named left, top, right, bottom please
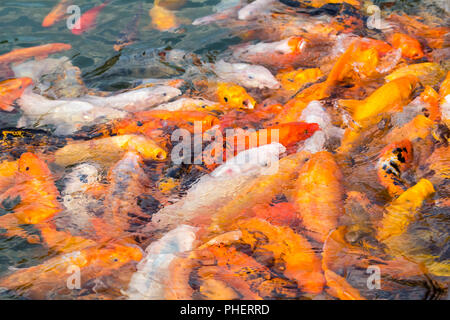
left=243, top=99, right=254, bottom=110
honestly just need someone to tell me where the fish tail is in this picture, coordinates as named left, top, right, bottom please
left=338, top=99, right=362, bottom=116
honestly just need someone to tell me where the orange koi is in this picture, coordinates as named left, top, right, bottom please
left=217, top=82, right=256, bottom=110
left=271, top=81, right=329, bottom=124
left=0, top=243, right=143, bottom=299
left=42, top=0, right=72, bottom=27
left=389, top=33, right=424, bottom=60
left=54, top=135, right=167, bottom=168
left=232, top=36, right=308, bottom=68
left=339, top=75, right=419, bottom=126
left=71, top=0, right=111, bottom=35
left=238, top=218, right=325, bottom=294
left=0, top=159, right=18, bottom=193
left=376, top=179, right=435, bottom=243
left=292, top=151, right=344, bottom=242
left=0, top=153, right=62, bottom=243
left=149, top=5, right=179, bottom=31
left=276, top=68, right=323, bottom=93
left=419, top=86, right=441, bottom=121
left=227, top=122, right=319, bottom=156
left=377, top=140, right=413, bottom=197
left=0, top=43, right=72, bottom=65
left=0, top=77, right=33, bottom=112
left=102, top=152, right=153, bottom=238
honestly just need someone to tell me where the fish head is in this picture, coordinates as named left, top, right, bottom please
left=240, top=65, right=280, bottom=90
left=1, top=77, right=33, bottom=93
left=217, top=82, right=256, bottom=110
left=18, top=152, right=52, bottom=178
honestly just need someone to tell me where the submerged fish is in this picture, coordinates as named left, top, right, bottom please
left=54, top=135, right=167, bottom=168
left=213, top=60, right=280, bottom=90
left=292, top=151, right=344, bottom=242
left=0, top=243, right=143, bottom=299
left=0, top=43, right=72, bottom=66
left=17, top=89, right=128, bottom=136
left=0, top=78, right=33, bottom=112
left=80, top=86, right=182, bottom=112
left=232, top=36, right=308, bottom=68
left=71, top=0, right=111, bottom=35
left=42, top=0, right=72, bottom=27
left=339, top=75, right=419, bottom=126
left=125, top=225, right=197, bottom=300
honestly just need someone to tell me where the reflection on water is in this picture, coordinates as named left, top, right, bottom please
left=0, top=0, right=449, bottom=300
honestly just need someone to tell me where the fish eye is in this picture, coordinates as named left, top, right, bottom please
left=79, top=174, right=88, bottom=183
left=136, top=121, right=143, bottom=127
left=224, top=97, right=228, bottom=102
left=248, top=75, right=254, bottom=79
left=26, top=167, right=30, bottom=171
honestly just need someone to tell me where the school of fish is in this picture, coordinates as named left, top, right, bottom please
left=0, top=0, right=449, bottom=300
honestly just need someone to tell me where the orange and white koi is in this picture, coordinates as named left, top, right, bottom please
left=232, top=36, right=308, bottom=68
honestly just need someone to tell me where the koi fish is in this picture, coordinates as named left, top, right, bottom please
left=377, top=140, right=413, bottom=197
left=209, top=152, right=311, bottom=233
left=292, top=151, right=343, bottom=242
left=217, top=82, right=256, bottom=110
left=149, top=5, right=179, bottom=32
left=377, top=179, right=435, bottom=243
left=210, top=143, right=286, bottom=178
left=150, top=148, right=280, bottom=231
left=102, top=152, right=153, bottom=238
left=0, top=153, right=62, bottom=243
left=125, top=225, right=197, bottom=300
left=153, top=97, right=219, bottom=112
left=338, top=75, right=419, bottom=126
left=0, top=77, right=33, bottom=112
left=0, top=243, right=143, bottom=299
left=227, top=122, right=319, bottom=156
left=42, top=0, right=72, bottom=27
left=54, top=134, right=167, bottom=168
left=271, top=81, right=329, bottom=124
left=388, top=33, right=424, bottom=60
left=232, top=36, right=308, bottom=68
left=276, top=68, right=323, bottom=93
left=238, top=218, right=325, bottom=294
left=17, top=89, right=128, bottom=136
left=0, top=43, right=72, bottom=65
left=71, top=0, right=111, bottom=35
left=238, top=0, right=276, bottom=20
left=385, top=62, right=445, bottom=87
left=213, top=60, right=280, bottom=90
left=79, top=86, right=182, bottom=112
